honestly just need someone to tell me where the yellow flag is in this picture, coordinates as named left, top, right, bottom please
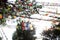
left=30, top=24, right=33, bottom=30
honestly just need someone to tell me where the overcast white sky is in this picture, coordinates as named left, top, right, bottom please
left=8, top=0, right=60, bottom=3
left=35, top=0, right=60, bottom=3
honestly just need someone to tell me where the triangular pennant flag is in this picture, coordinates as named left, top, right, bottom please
left=0, top=14, right=3, bottom=19
left=45, top=14, right=48, bottom=16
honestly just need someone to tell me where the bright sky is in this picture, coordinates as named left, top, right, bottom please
left=8, top=0, right=60, bottom=3
left=30, top=0, right=60, bottom=3
left=8, top=0, right=60, bottom=5
left=35, top=0, right=60, bottom=3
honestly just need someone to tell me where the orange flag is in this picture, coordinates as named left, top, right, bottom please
left=0, top=14, right=3, bottom=19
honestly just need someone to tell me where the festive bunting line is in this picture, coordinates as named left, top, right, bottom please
left=20, top=16, right=59, bottom=22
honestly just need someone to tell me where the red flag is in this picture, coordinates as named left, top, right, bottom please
left=21, top=21, right=25, bottom=31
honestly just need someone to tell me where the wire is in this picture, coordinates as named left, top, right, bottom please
left=1, top=28, right=8, bottom=40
